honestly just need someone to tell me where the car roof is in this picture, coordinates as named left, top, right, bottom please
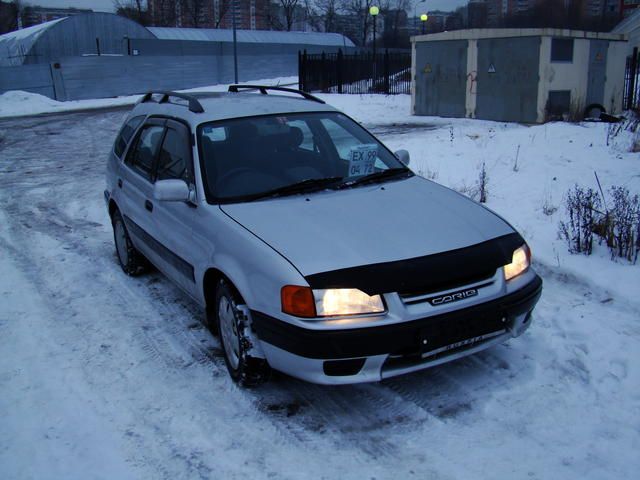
left=130, top=91, right=338, bottom=125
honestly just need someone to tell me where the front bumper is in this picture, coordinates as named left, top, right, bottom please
left=252, top=275, right=542, bottom=384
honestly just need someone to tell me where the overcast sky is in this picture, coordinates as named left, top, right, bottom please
left=26, top=1, right=470, bottom=15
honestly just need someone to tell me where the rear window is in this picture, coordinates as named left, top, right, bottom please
left=114, top=115, right=145, bottom=158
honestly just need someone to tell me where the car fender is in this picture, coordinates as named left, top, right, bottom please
left=198, top=207, right=308, bottom=318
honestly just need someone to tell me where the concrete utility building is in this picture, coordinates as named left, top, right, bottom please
left=411, top=29, right=628, bottom=123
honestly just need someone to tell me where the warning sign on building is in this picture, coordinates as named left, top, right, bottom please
left=423, top=64, right=432, bottom=73
left=488, top=63, right=496, bottom=74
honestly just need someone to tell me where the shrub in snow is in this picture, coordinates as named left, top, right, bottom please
left=558, top=185, right=601, bottom=255
left=455, top=163, right=489, bottom=204
left=603, top=187, right=640, bottom=264
left=542, top=195, right=557, bottom=216
left=477, top=161, right=489, bottom=204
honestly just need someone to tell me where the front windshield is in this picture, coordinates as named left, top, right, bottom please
left=197, top=112, right=408, bottom=202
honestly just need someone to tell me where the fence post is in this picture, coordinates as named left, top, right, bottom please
left=298, top=50, right=302, bottom=91
left=321, top=52, right=326, bottom=92
left=384, top=50, right=390, bottom=94
left=49, top=62, right=67, bottom=101
left=628, top=47, right=638, bottom=110
left=337, top=49, right=343, bottom=94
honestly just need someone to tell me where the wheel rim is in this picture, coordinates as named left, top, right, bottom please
left=114, top=220, right=129, bottom=267
left=219, top=296, right=241, bottom=370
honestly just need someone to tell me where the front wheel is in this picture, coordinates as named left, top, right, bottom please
left=112, top=210, right=149, bottom=276
left=216, top=280, right=270, bottom=386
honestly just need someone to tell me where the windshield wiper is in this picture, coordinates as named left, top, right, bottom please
left=248, top=176, right=344, bottom=201
left=336, top=168, right=412, bottom=189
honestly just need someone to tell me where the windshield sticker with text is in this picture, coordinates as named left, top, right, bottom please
left=348, top=144, right=377, bottom=177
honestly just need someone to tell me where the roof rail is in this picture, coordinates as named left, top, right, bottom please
left=228, top=85, right=325, bottom=104
left=138, top=91, right=204, bottom=113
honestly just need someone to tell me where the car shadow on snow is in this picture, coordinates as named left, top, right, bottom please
left=246, top=340, right=535, bottom=457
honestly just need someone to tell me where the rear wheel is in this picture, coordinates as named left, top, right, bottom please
left=216, top=280, right=270, bottom=386
left=112, top=209, right=149, bottom=276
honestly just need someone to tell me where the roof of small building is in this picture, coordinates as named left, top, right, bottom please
left=412, top=28, right=627, bottom=43
left=148, top=27, right=355, bottom=47
left=612, top=8, right=640, bottom=34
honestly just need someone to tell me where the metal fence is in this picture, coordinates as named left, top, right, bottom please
left=623, top=47, right=639, bottom=111
left=298, top=49, right=411, bottom=95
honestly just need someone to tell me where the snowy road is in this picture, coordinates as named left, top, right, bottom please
left=1, top=109, right=639, bottom=480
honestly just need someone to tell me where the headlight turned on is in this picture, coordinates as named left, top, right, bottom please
left=281, top=286, right=384, bottom=318
left=315, top=288, right=385, bottom=316
left=504, top=244, right=531, bottom=281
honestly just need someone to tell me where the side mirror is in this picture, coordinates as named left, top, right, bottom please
left=153, top=179, right=190, bottom=202
left=394, top=149, right=410, bottom=166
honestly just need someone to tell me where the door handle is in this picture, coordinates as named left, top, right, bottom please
left=145, top=200, right=153, bottom=212
left=117, top=178, right=123, bottom=188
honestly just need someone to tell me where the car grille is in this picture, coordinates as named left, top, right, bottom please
left=399, top=269, right=497, bottom=306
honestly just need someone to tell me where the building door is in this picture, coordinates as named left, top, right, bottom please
left=476, top=37, right=540, bottom=123
left=586, top=40, right=608, bottom=110
left=414, top=40, right=467, bottom=117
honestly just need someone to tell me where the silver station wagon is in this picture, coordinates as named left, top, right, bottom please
left=105, top=86, right=542, bottom=386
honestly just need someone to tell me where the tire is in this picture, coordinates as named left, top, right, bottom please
left=584, top=104, right=605, bottom=121
left=215, top=279, right=270, bottom=386
left=205, top=304, right=219, bottom=335
left=111, top=209, right=149, bottom=276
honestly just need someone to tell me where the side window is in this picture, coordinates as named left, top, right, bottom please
left=551, top=38, right=573, bottom=63
left=114, top=115, right=145, bottom=158
left=125, top=125, right=165, bottom=181
left=287, top=120, right=316, bottom=152
left=157, top=127, right=192, bottom=183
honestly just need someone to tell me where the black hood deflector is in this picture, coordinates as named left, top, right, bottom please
left=305, top=232, right=525, bottom=295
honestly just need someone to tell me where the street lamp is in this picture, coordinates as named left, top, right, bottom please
left=420, top=13, right=428, bottom=34
left=370, top=5, right=379, bottom=58
left=414, top=0, right=426, bottom=35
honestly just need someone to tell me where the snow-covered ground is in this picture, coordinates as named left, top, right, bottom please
left=0, top=88, right=639, bottom=480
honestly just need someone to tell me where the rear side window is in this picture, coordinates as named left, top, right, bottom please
left=126, top=125, right=165, bottom=181
left=157, top=127, right=192, bottom=183
left=114, top=115, right=145, bottom=158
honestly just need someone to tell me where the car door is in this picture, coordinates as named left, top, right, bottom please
left=150, top=118, right=201, bottom=298
left=119, top=118, right=166, bottom=266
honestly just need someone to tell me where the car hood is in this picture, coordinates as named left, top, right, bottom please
left=220, top=176, right=517, bottom=280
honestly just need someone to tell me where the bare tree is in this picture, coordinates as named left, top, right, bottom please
left=113, top=0, right=149, bottom=25
left=0, top=0, right=20, bottom=34
left=213, top=0, right=232, bottom=28
left=279, top=0, right=300, bottom=31
left=312, top=0, right=339, bottom=32
left=179, top=0, right=209, bottom=28
left=379, top=0, right=410, bottom=48
left=342, top=0, right=375, bottom=46
left=145, top=0, right=177, bottom=26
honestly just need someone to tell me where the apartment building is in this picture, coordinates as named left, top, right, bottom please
left=148, top=0, right=271, bottom=30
